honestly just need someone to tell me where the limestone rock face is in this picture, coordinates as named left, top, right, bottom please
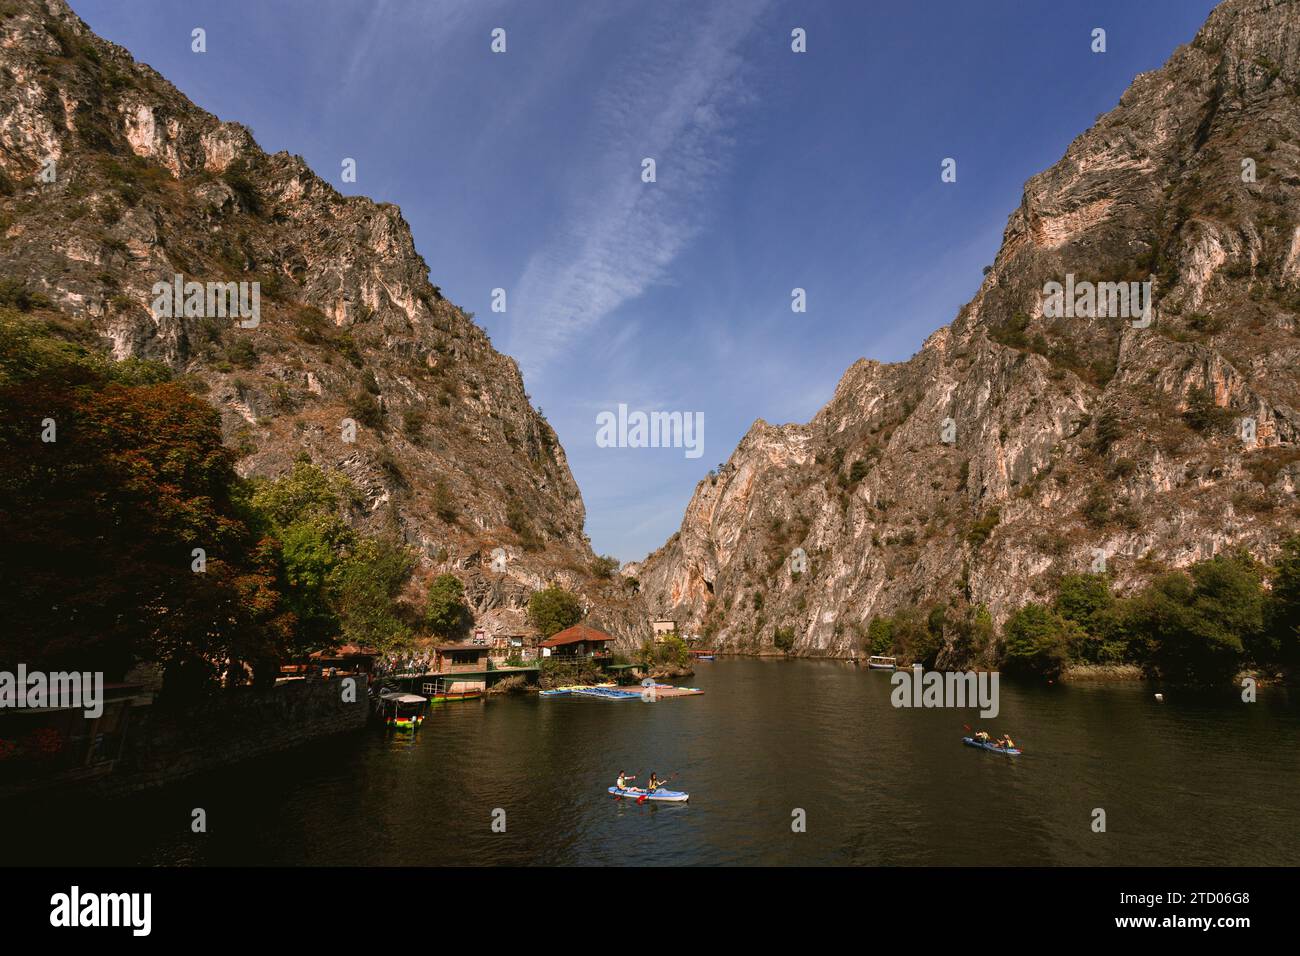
left=639, top=0, right=1300, bottom=656
left=0, top=0, right=640, bottom=637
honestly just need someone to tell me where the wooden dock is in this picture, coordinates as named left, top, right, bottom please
left=644, top=684, right=703, bottom=699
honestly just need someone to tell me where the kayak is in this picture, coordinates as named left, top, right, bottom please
left=962, top=736, right=1021, bottom=756
left=608, top=786, right=689, bottom=802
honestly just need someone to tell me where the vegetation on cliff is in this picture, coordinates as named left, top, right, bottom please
left=635, top=634, right=691, bottom=671
left=425, top=573, right=471, bottom=641
left=527, top=586, right=584, bottom=639
left=868, top=546, right=1299, bottom=684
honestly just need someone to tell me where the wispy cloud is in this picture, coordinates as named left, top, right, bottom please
left=508, top=0, right=771, bottom=379
left=339, top=0, right=503, bottom=93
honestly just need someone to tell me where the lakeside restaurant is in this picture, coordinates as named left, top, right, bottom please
left=538, top=624, right=615, bottom=659
left=281, top=644, right=379, bottom=681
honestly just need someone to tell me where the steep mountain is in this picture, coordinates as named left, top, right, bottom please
left=0, top=0, right=639, bottom=639
left=639, top=0, right=1300, bottom=658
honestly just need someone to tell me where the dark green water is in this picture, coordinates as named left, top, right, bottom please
left=9, top=659, right=1299, bottom=866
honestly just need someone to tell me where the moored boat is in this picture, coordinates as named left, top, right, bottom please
left=377, top=692, right=428, bottom=731
left=867, top=655, right=898, bottom=671
left=423, top=677, right=484, bottom=703
left=427, top=689, right=482, bottom=703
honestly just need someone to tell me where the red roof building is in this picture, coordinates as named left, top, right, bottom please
left=538, top=624, right=615, bottom=658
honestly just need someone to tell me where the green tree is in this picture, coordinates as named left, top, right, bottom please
left=660, top=633, right=690, bottom=667
left=592, top=554, right=620, bottom=578
left=1181, top=388, right=1230, bottom=433
left=892, top=606, right=942, bottom=667
left=773, top=625, right=795, bottom=653
left=1002, top=603, right=1074, bottom=679
left=348, top=390, right=383, bottom=429
left=247, top=461, right=358, bottom=647
left=967, top=507, right=1001, bottom=547
left=636, top=637, right=656, bottom=670
left=430, top=478, right=457, bottom=524
left=867, top=616, right=894, bottom=655
left=249, top=459, right=357, bottom=530
left=1053, top=573, right=1125, bottom=663
left=1269, top=535, right=1300, bottom=670
left=1122, top=553, right=1261, bottom=684
left=331, top=535, right=416, bottom=650
left=527, top=586, right=583, bottom=638
left=0, top=312, right=298, bottom=690
left=507, top=503, right=541, bottom=550
left=426, top=573, right=470, bottom=639
left=634, top=633, right=689, bottom=670
left=943, top=600, right=995, bottom=666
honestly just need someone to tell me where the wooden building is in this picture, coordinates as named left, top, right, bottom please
left=538, top=624, right=615, bottom=659
left=433, top=643, right=490, bottom=673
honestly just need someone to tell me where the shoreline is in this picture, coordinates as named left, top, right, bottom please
left=1059, top=663, right=1146, bottom=682
left=696, top=652, right=1292, bottom=687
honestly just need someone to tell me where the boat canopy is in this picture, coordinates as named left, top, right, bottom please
left=379, top=692, right=427, bottom=704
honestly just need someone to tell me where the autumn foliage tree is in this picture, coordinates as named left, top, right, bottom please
left=0, top=311, right=298, bottom=693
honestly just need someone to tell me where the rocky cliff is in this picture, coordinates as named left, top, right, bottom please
left=0, top=0, right=639, bottom=640
left=639, top=0, right=1300, bottom=656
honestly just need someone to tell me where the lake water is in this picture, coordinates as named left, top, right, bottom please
left=9, top=659, right=1299, bottom=866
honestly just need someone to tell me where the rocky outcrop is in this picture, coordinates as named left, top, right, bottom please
left=0, top=0, right=642, bottom=639
left=640, top=0, right=1300, bottom=656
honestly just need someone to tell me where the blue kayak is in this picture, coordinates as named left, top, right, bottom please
left=608, top=786, right=689, bottom=802
left=963, top=736, right=1021, bottom=756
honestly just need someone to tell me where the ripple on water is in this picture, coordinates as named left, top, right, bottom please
left=8, top=661, right=1299, bottom=866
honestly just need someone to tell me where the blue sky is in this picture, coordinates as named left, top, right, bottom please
left=73, top=0, right=1219, bottom=562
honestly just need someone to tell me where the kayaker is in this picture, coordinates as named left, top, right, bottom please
left=616, top=771, right=635, bottom=790
left=975, top=730, right=990, bottom=743
left=647, top=772, right=661, bottom=792
left=1002, top=735, right=1016, bottom=749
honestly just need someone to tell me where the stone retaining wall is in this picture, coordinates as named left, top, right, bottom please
left=93, top=677, right=368, bottom=796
